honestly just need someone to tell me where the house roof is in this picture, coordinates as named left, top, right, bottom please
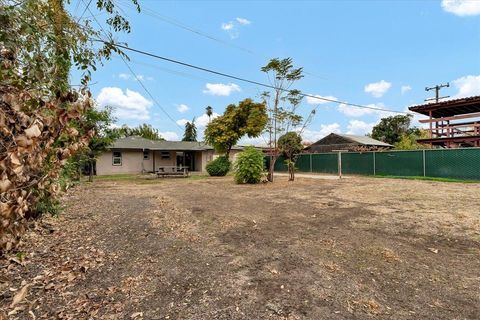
left=335, top=133, right=392, bottom=146
left=408, top=95, right=480, bottom=118
left=305, top=133, right=392, bottom=149
left=110, top=136, right=244, bottom=151
left=110, top=136, right=212, bottom=151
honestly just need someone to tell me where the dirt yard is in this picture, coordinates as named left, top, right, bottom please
left=1, top=176, right=479, bottom=319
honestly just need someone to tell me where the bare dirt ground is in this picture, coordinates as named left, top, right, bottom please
left=1, top=176, right=479, bottom=319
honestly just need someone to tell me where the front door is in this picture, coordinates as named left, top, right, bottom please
left=176, top=152, right=195, bottom=171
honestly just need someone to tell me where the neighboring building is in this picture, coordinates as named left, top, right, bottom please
left=96, top=136, right=243, bottom=175
left=408, top=96, right=480, bottom=148
left=304, top=133, right=392, bottom=153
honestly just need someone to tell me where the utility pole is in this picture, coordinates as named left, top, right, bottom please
left=425, top=83, right=450, bottom=103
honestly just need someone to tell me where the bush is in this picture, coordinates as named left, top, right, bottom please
left=234, top=146, right=265, bottom=184
left=206, top=156, right=231, bottom=176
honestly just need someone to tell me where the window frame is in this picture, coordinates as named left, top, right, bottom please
left=143, top=150, right=150, bottom=160
left=160, top=151, right=170, bottom=159
left=112, top=151, right=122, bottom=166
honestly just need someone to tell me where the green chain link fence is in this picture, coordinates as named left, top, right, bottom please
left=266, top=147, right=480, bottom=180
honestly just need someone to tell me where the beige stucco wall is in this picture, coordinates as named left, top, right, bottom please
left=96, top=148, right=245, bottom=176
left=96, top=150, right=176, bottom=175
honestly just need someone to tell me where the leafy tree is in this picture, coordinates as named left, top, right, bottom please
left=204, top=98, right=268, bottom=158
left=278, top=132, right=303, bottom=181
left=112, top=123, right=164, bottom=141
left=0, top=0, right=139, bottom=252
left=260, top=58, right=313, bottom=182
left=206, top=156, right=231, bottom=176
left=371, top=115, right=414, bottom=145
left=182, top=118, right=197, bottom=141
left=394, top=129, right=431, bottom=150
left=234, top=146, right=265, bottom=184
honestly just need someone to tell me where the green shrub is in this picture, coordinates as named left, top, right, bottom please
left=206, top=156, right=231, bottom=176
left=234, top=146, right=264, bottom=184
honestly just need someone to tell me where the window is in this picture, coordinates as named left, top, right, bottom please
left=112, top=151, right=122, bottom=166
left=143, top=150, right=149, bottom=160
left=161, top=151, right=170, bottom=159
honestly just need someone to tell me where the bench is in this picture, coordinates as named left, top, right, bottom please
left=156, top=166, right=189, bottom=178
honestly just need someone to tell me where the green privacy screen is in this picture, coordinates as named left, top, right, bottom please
left=311, top=153, right=338, bottom=174
left=425, top=149, right=480, bottom=180
left=374, top=150, right=424, bottom=176
left=266, top=147, right=480, bottom=180
left=341, top=152, right=374, bottom=175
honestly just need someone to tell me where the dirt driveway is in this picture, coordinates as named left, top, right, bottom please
left=1, top=176, right=479, bottom=319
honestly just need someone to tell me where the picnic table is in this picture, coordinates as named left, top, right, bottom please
left=156, top=166, right=189, bottom=178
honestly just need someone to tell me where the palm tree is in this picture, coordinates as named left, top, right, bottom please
left=206, top=106, right=213, bottom=123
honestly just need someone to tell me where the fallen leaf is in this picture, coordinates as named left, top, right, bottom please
left=131, top=311, right=143, bottom=318
left=427, top=248, right=439, bottom=254
left=10, top=284, right=30, bottom=308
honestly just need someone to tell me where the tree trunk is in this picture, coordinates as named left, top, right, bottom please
left=268, top=156, right=276, bottom=182
left=88, top=158, right=94, bottom=182
left=288, top=163, right=295, bottom=181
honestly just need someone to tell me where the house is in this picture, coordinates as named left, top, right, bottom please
left=304, top=133, right=392, bottom=153
left=96, top=136, right=243, bottom=175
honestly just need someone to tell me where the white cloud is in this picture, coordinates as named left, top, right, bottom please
left=405, top=106, right=429, bottom=129
left=221, top=17, right=251, bottom=39
left=364, top=80, right=392, bottom=98
left=196, top=112, right=220, bottom=127
left=238, top=135, right=268, bottom=146
left=221, top=21, right=234, bottom=30
left=177, top=104, right=189, bottom=113
left=159, top=131, right=179, bottom=141
left=236, top=17, right=251, bottom=25
left=221, top=21, right=239, bottom=39
left=305, top=94, right=338, bottom=105
left=176, top=119, right=189, bottom=127
left=338, top=103, right=375, bottom=117
left=176, top=112, right=220, bottom=129
left=203, top=83, right=241, bottom=96
left=96, top=87, right=152, bottom=121
left=300, top=123, right=341, bottom=143
left=451, top=75, right=480, bottom=98
left=401, top=85, right=412, bottom=94
left=346, top=120, right=376, bottom=135
left=441, top=0, right=480, bottom=16
left=119, top=73, right=130, bottom=80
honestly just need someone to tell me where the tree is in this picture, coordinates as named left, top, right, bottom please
left=182, top=118, right=197, bottom=141
left=112, top=124, right=164, bottom=141
left=204, top=98, right=268, bottom=158
left=394, top=129, right=431, bottom=150
left=278, top=132, right=303, bottom=181
left=260, top=58, right=311, bottom=182
left=371, top=115, right=414, bottom=145
left=0, top=0, right=139, bottom=253
left=83, top=107, right=118, bottom=182
left=234, top=146, right=265, bottom=184
left=206, top=106, right=213, bottom=122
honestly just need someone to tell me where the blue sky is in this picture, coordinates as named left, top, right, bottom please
left=69, top=0, right=480, bottom=143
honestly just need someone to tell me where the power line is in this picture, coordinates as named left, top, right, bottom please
left=115, top=0, right=328, bottom=80
left=94, top=39, right=408, bottom=115
left=85, top=4, right=182, bottom=128
left=77, top=0, right=93, bottom=22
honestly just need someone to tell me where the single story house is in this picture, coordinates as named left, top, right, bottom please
left=304, top=133, right=392, bottom=153
left=96, top=136, right=243, bottom=175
